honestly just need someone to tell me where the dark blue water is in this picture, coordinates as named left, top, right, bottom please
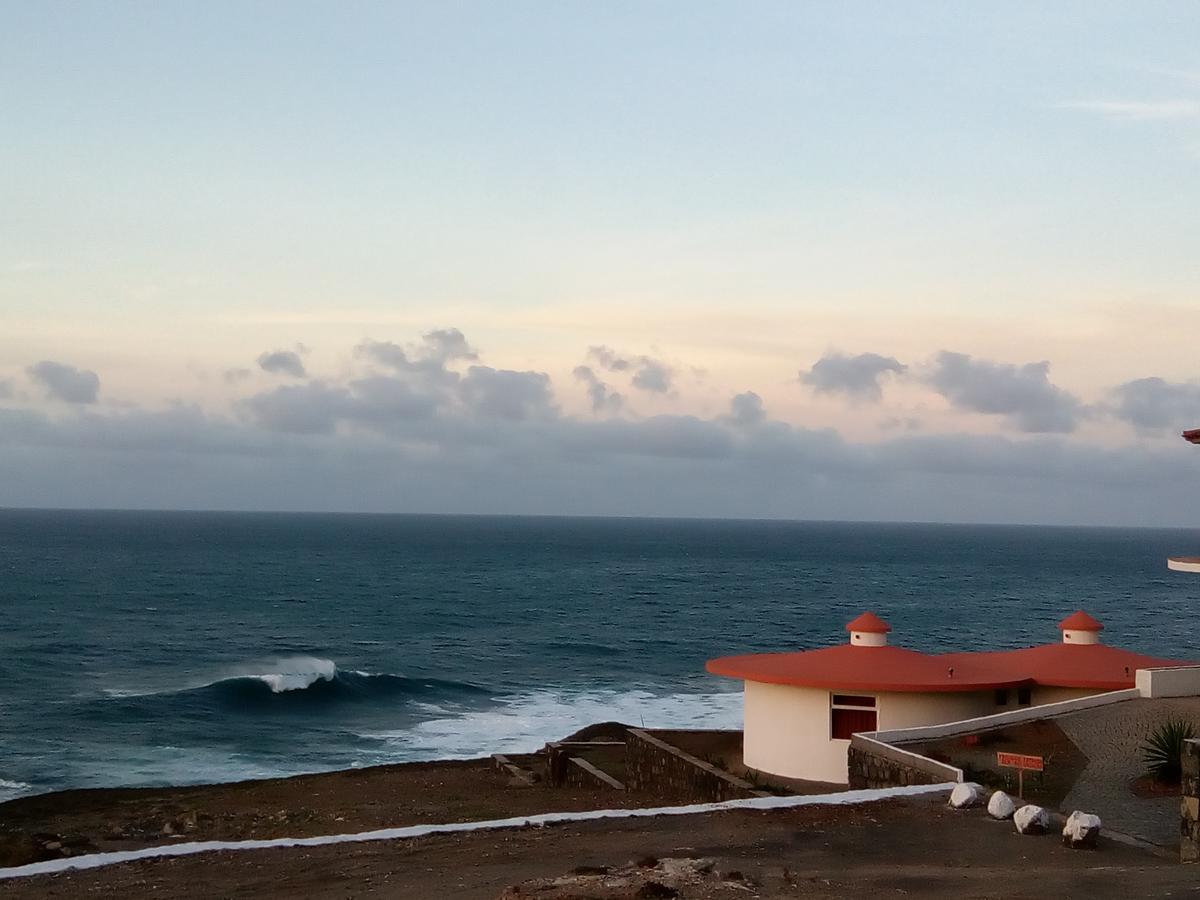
left=1, top=510, right=1197, bottom=800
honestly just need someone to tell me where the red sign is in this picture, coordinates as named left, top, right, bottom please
left=996, top=752, right=1044, bottom=772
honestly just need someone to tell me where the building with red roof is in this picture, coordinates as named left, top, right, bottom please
left=706, top=611, right=1188, bottom=784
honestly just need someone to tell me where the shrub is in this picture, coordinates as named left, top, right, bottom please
left=1142, top=719, right=1196, bottom=784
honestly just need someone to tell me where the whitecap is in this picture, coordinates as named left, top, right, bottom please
left=251, top=656, right=337, bottom=693
left=357, top=688, right=742, bottom=759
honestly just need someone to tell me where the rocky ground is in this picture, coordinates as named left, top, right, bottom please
left=3, top=794, right=1190, bottom=899
left=0, top=757, right=647, bottom=868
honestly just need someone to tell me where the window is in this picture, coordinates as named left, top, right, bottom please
left=1017, top=687, right=1032, bottom=706
left=994, top=689, right=1008, bottom=706
left=830, top=694, right=877, bottom=740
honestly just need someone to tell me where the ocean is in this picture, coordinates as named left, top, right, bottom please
left=1, top=509, right=1197, bottom=802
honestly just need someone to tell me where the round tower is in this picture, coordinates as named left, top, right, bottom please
left=1059, top=610, right=1103, bottom=645
left=846, top=611, right=891, bottom=647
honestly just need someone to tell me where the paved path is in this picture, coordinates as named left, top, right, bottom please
left=1056, top=696, right=1200, bottom=847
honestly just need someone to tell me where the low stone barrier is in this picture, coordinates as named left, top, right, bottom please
left=625, top=729, right=768, bottom=802
left=544, top=742, right=625, bottom=789
left=564, top=756, right=625, bottom=791
left=848, top=734, right=963, bottom=790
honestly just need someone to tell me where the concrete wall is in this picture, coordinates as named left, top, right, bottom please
left=1137, top=666, right=1200, bottom=699
left=874, top=689, right=1140, bottom=744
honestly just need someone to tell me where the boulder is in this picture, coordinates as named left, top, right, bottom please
left=948, top=782, right=985, bottom=809
left=987, top=790, right=1016, bottom=820
left=1062, top=811, right=1102, bottom=849
left=1013, top=804, right=1051, bottom=835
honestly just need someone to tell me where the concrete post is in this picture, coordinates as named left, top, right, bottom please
left=1182, top=739, right=1200, bottom=862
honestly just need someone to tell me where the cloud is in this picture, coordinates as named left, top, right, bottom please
left=357, top=331, right=469, bottom=388
left=573, top=366, right=623, bottom=414
left=1108, top=377, right=1200, bottom=432
left=242, top=376, right=440, bottom=435
left=3, top=399, right=1197, bottom=526
left=459, top=366, right=555, bottom=421
left=241, top=382, right=351, bottom=434
left=257, top=350, right=307, bottom=378
left=587, top=346, right=632, bottom=373
left=7, top=329, right=1200, bottom=526
left=724, top=391, right=766, bottom=427
left=925, top=351, right=1083, bottom=433
left=587, top=346, right=673, bottom=394
left=422, top=328, right=477, bottom=362
left=1060, top=99, right=1200, bottom=121
left=800, top=352, right=906, bottom=402
left=26, top=360, right=100, bottom=404
left=0, top=378, right=11, bottom=399
left=632, top=359, right=672, bottom=393
left=223, top=368, right=252, bottom=384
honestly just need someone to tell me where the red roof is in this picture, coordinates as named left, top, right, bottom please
left=1058, top=610, right=1103, bottom=632
left=706, top=644, right=1027, bottom=693
left=706, top=614, right=1189, bottom=693
left=846, top=611, right=891, bottom=634
left=1185, top=428, right=1200, bottom=444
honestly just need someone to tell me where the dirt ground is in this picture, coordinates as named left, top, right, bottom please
left=903, top=720, right=1088, bottom=807
left=4, top=795, right=1194, bottom=900
left=0, top=758, right=648, bottom=866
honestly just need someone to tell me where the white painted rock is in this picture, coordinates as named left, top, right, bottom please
left=987, top=790, right=1016, bottom=820
left=1013, top=804, right=1051, bottom=835
left=948, top=782, right=985, bottom=809
left=1062, top=811, right=1102, bottom=849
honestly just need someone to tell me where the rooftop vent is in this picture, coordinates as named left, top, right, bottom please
left=846, top=611, right=890, bottom=647
left=1059, top=610, right=1103, bottom=645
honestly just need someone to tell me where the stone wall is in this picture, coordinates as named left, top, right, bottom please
left=847, top=737, right=959, bottom=790
left=544, top=742, right=625, bottom=790
left=562, top=756, right=624, bottom=790
left=1182, top=738, right=1200, bottom=862
left=625, top=729, right=767, bottom=802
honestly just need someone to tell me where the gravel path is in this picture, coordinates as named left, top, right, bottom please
left=1056, top=696, right=1200, bottom=846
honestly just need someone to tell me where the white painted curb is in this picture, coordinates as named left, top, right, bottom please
left=0, top=782, right=952, bottom=881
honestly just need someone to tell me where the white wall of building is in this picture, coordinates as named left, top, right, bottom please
left=876, top=691, right=995, bottom=731
left=742, top=682, right=1003, bottom=784
left=743, top=681, right=847, bottom=783
left=741, top=681, right=1114, bottom=784
left=1030, top=686, right=1099, bottom=706
left=1136, top=666, right=1200, bottom=698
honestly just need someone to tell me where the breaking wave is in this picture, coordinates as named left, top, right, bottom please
left=357, top=688, right=743, bottom=759
left=102, top=657, right=490, bottom=711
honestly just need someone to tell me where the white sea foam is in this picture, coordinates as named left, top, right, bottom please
left=357, top=688, right=743, bottom=759
left=252, top=656, right=338, bottom=693
left=0, top=779, right=33, bottom=802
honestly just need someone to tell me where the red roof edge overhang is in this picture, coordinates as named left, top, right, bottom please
left=706, top=643, right=1191, bottom=693
left=1183, top=427, right=1200, bottom=444
left=705, top=659, right=1031, bottom=693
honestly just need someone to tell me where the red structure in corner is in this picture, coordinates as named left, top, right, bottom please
left=1169, top=428, right=1200, bottom=573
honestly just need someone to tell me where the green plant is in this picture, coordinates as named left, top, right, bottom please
left=1142, top=719, right=1196, bottom=784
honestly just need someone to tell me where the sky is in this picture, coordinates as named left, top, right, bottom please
left=2, top=2, right=1199, bottom=524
